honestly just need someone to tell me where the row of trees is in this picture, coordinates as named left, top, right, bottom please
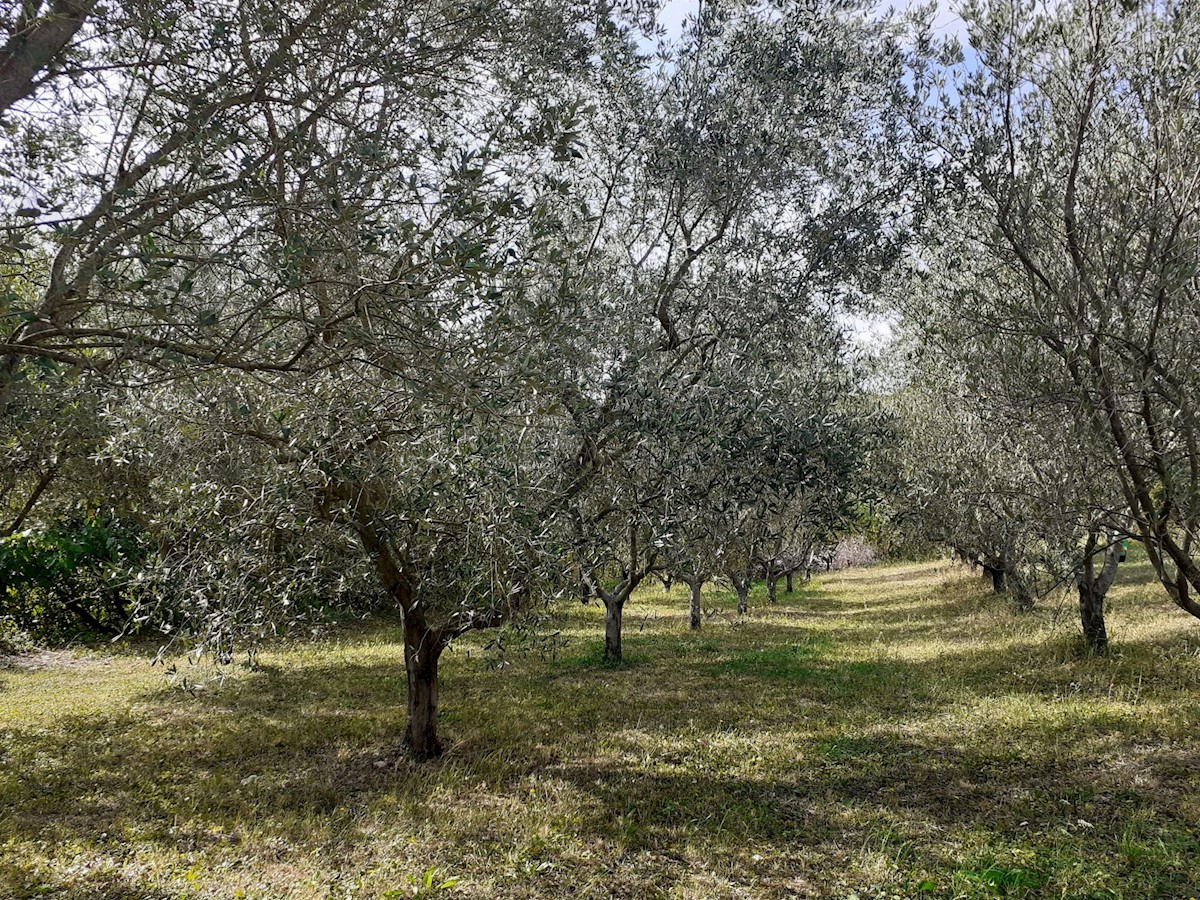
left=893, top=0, right=1200, bottom=653
left=1, top=0, right=920, bottom=755
left=8, top=0, right=1196, bottom=756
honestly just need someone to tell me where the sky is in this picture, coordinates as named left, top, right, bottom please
left=654, top=0, right=971, bottom=46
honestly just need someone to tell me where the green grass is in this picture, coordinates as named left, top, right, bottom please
left=2, top=559, right=1200, bottom=898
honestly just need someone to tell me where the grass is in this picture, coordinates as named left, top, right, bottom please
left=2, top=558, right=1199, bottom=899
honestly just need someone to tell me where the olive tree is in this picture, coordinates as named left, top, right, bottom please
left=1, top=0, right=541, bottom=532
left=887, top=320, right=1132, bottom=650
left=4, top=0, right=611, bottom=756
left=562, top=0, right=925, bottom=657
left=920, top=0, right=1200, bottom=622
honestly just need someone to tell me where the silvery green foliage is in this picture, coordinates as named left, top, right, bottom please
left=907, top=0, right=1200, bottom=615
left=3, top=0, right=925, bottom=663
left=657, top=331, right=869, bottom=589
left=1, top=0, right=606, bottom=642
left=0, top=0, right=620, bottom=418
left=885, top=331, right=1119, bottom=606
left=561, top=0, right=926, bottom=597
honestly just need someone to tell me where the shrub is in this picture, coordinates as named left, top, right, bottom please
left=0, top=517, right=151, bottom=640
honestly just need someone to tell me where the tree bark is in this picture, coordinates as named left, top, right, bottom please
left=785, top=572, right=793, bottom=593
left=689, top=578, right=702, bottom=630
left=982, top=561, right=1005, bottom=593
left=1077, top=580, right=1108, bottom=654
left=353, top=508, right=448, bottom=760
left=604, top=596, right=623, bottom=660
left=1076, top=531, right=1120, bottom=655
left=403, top=613, right=445, bottom=759
left=767, top=573, right=779, bottom=605
left=0, top=0, right=94, bottom=118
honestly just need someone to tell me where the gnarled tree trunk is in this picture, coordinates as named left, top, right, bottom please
left=355, top=508, right=451, bottom=760
left=1076, top=531, right=1121, bottom=654
left=403, top=613, right=446, bottom=759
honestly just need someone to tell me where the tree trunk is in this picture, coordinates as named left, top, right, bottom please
left=1077, top=580, right=1108, bottom=654
left=736, top=581, right=749, bottom=615
left=982, top=562, right=1005, bottom=593
left=1076, top=531, right=1120, bottom=655
left=689, top=578, right=702, bottom=630
left=604, top=596, right=624, bottom=660
left=354, top=509, right=450, bottom=761
left=767, top=574, right=779, bottom=604
left=403, top=615, right=445, bottom=759
left=785, top=572, right=793, bottom=593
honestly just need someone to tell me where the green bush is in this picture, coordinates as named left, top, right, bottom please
left=0, top=614, right=34, bottom=654
left=0, top=517, right=151, bottom=640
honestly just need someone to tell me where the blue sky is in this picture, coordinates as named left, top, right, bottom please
left=654, top=0, right=971, bottom=48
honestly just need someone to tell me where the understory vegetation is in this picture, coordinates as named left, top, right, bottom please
left=3, top=557, right=1198, bottom=899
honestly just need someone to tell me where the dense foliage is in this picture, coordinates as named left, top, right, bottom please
left=3, top=0, right=1198, bottom=758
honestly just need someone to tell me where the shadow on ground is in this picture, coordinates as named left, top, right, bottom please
left=2, top=560, right=1198, bottom=898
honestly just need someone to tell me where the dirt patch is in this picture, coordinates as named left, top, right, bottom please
left=0, top=649, right=112, bottom=671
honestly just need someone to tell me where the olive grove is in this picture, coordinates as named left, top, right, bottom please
left=889, top=0, right=1200, bottom=653
left=1, top=0, right=926, bottom=757
left=6, top=0, right=1200, bottom=764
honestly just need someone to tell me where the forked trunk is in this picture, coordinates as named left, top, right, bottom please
left=355, top=511, right=449, bottom=761
left=403, top=616, right=446, bottom=759
left=604, top=597, right=624, bottom=660
left=1076, top=532, right=1121, bottom=655
left=689, top=579, right=702, bottom=630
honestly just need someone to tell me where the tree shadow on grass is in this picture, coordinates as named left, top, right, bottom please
left=4, top=646, right=1198, bottom=899
left=4, top=557, right=1199, bottom=898
left=0, top=857, right=168, bottom=900
left=539, top=714, right=1199, bottom=897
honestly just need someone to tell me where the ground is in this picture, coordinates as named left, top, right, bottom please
left=1, top=557, right=1199, bottom=899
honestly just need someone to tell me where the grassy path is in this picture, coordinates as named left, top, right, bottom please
left=2, top=559, right=1199, bottom=898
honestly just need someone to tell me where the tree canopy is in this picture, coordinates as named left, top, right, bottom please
left=3, top=0, right=1199, bottom=758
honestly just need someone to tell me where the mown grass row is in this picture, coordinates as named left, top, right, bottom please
left=1, top=557, right=1198, bottom=898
